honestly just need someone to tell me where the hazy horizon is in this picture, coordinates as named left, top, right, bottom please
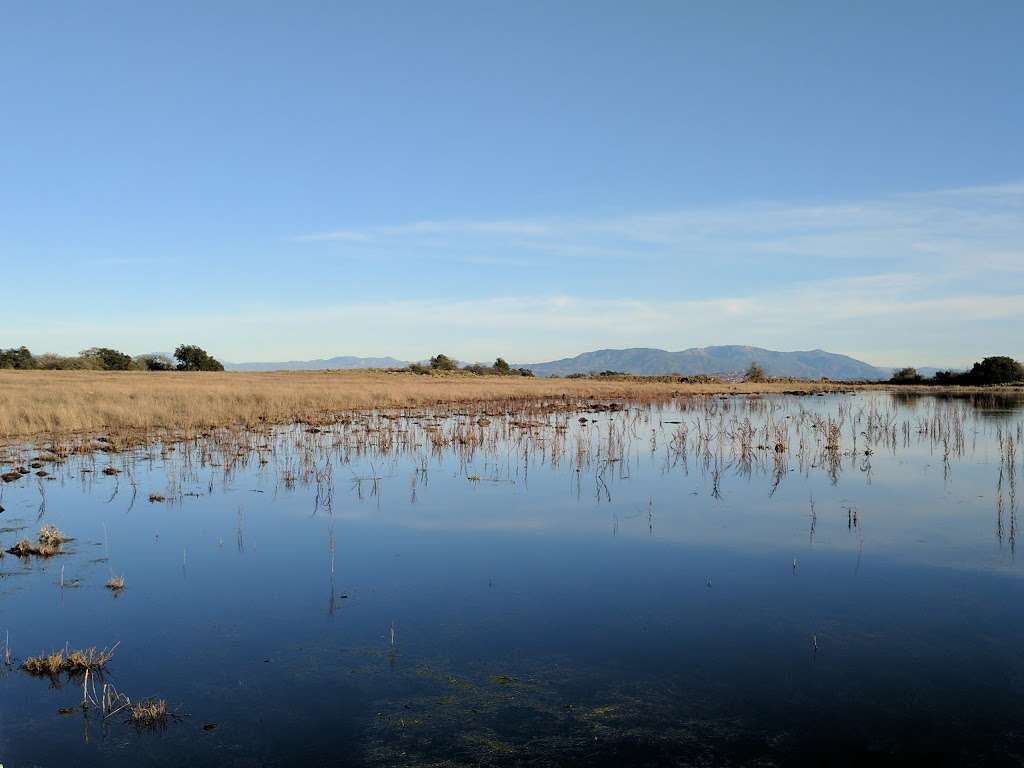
left=2, top=2, right=1021, bottom=368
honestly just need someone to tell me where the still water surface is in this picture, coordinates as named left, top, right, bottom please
left=1, top=392, right=1023, bottom=766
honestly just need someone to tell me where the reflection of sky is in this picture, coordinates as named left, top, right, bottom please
left=1, top=392, right=1023, bottom=764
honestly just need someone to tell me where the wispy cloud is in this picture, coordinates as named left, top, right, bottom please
left=292, top=181, right=1024, bottom=272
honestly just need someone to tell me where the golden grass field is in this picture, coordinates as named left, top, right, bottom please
left=0, top=369, right=860, bottom=439
left=2, top=369, right=1018, bottom=443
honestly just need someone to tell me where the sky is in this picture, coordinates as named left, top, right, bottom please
left=1, top=1, right=1021, bottom=367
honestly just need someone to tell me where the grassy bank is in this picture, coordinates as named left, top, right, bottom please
left=0, top=369, right=847, bottom=439
left=1, top=370, right=1019, bottom=442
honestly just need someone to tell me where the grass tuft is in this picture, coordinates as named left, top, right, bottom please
left=8, top=524, right=69, bottom=557
left=106, top=575, right=126, bottom=591
left=130, top=698, right=168, bottom=728
left=22, top=644, right=116, bottom=676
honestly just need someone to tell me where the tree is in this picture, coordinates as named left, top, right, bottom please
left=174, top=344, right=224, bottom=371
left=81, top=347, right=134, bottom=371
left=744, top=362, right=767, bottom=382
left=493, top=357, right=511, bottom=375
left=0, top=346, right=35, bottom=369
left=429, top=354, right=457, bottom=371
left=136, top=353, right=175, bottom=371
left=890, top=367, right=922, bottom=384
left=966, top=356, right=1024, bottom=385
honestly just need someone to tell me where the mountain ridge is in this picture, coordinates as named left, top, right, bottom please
left=224, top=346, right=896, bottom=380
left=514, top=346, right=888, bottom=379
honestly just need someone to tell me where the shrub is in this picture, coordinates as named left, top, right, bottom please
left=174, top=345, right=224, bottom=372
left=81, top=347, right=134, bottom=371
left=429, top=354, right=458, bottom=371
left=965, top=356, right=1024, bottom=385
left=136, top=354, right=175, bottom=371
left=0, top=346, right=35, bottom=369
left=890, top=367, right=922, bottom=384
left=744, top=362, right=768, bottom=382
left=34, top=353, right=102, bottom=370
left=493, top=357, right=511, bottom=374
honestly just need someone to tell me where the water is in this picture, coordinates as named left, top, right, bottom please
left=1, top=392, right=1023, bottom=766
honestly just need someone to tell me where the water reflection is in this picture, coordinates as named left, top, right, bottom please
left=0, top=392, right=1023, bottom=766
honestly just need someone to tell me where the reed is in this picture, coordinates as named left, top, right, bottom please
left=106, top=575, right=126, bottom=591
left=6, top=524, right=69, bottom=557
left=22, top=644, right=116, bottom=676
left=130, top=698, right=168, bottom=728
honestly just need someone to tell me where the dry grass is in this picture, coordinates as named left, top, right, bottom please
left=0, top=369, right=855, bottom=440
left=106, top=575, right=126, bottom=591
left=38, top=523, right=68, bottom=548
left=22, top=644, right=116, bottom=676
left=6, top=524, right=68, bottom=557
left=130, top=698, right=168, bottom=727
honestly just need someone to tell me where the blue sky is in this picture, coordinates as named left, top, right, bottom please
left=1, top=1, right=1021, bottom=367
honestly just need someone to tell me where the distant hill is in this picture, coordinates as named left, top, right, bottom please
left=224, top=356, right=408, bottom=372
left=223, top=346, right=892, bottom=380
left=516, top=346, right=889, bottom=380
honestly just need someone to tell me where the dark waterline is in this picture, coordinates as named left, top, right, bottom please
left=1, top=392, right=1023, bottom=766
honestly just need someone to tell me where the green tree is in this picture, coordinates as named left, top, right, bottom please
left=0, top=346, right=36, bottom=369
left=966, top=356, right=1024, bottom=385
left=429, top=354, right=457, bottom=371
left=174, top=344, right=224, bottom=371
left=81, top=347, right=134, bottom=371
left=493, top=357, right=511, bottom=374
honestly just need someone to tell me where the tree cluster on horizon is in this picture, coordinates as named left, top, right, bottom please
left=889, top=356, right=1024, bottom=386
left=408, top=354, right=534, bottom=377
left=0, top=344, right=224, bottom=372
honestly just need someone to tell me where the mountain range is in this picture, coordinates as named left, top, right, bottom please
left=517, top=346, right=887, bottom=379
left=225, top=346, right=902, bottom=380
left=225, top=355, right=408, bottom=372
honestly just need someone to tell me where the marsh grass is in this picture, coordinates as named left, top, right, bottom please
left=130, top=698, right=168, bottom=728
left=6, top=524, right=69, bottom=557
left=22, top=644, right=116, bottom=677
left=106, top=575, right=126, bottom=591
left=0, top=369, right=851, bottom=440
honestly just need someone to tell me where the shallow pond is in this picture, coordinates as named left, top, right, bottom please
left=1, top=392, right=1023, bottom=766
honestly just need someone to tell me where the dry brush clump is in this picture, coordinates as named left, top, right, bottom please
left=130, top=698, right=168, bottom=728
left=6, top=524, right=69, bottom=557
left=22, top=644, right=116, bottom=677
left=106, top=575, right=126, bottom=591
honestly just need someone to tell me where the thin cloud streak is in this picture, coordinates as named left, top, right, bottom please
left=292, top=181, right=1024, bottom=272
